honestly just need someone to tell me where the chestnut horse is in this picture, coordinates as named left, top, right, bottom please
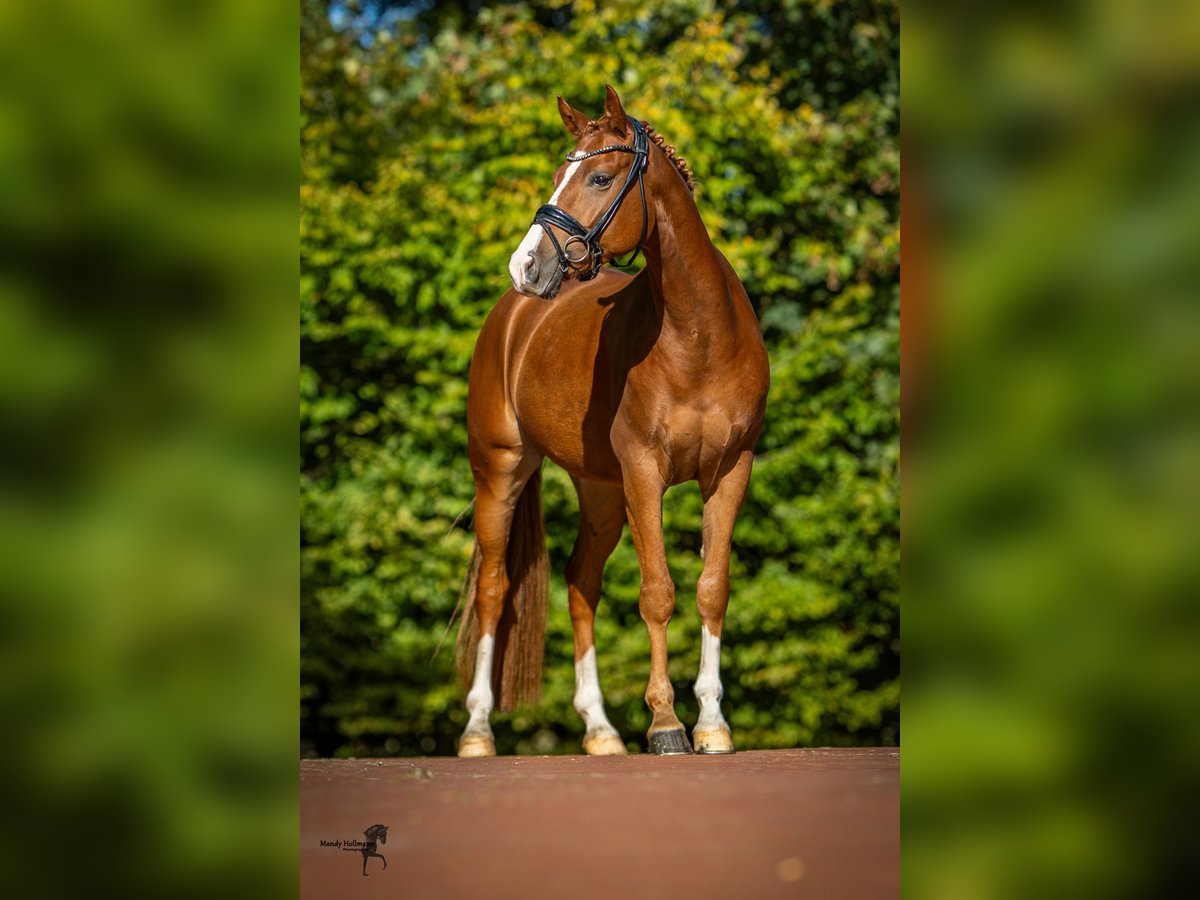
left=456, top=86, right=769, bottom=757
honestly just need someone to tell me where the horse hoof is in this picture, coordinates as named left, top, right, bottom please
left=647, top=728, right=693, bottom=755
left=693, top=727, right=735, bottom=754
left=583, top=732, right=628, bottom=756
left=457, top=735, right=496, bottom=758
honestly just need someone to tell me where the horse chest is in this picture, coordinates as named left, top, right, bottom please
left=618, top=371, right=758, bottom=486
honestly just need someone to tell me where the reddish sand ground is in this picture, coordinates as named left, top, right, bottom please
left=301, top=748, right=898, bottom=899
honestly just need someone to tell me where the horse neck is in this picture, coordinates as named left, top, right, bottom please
left=640, top=157, right=738, bottom=358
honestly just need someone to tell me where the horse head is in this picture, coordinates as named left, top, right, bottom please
left=509, top=86, right=655, bottom=299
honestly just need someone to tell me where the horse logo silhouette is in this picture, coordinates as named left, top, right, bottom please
left=360, top=824, right=388, bottom=876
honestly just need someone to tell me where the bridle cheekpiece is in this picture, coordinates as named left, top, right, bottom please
left=531, top=117, right=650, bottom=281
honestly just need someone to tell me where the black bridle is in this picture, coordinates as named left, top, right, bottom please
left=531, top=117, right=650, bottom=281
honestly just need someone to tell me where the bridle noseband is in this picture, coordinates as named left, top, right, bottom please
left=531, top=117, right=650, bottom=281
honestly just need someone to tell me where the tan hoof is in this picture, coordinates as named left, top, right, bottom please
left=457, top=735, right=496, bottom=758
left=693, top=727, right=735, bottom=754
left=582, top=732, right=628, bottom=756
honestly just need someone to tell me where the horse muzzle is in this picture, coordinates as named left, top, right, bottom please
left=509, top=231, right=566, bottom=299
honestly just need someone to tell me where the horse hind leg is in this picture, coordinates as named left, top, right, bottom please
left=456, top=449, right=543, bottom=758
left=567, top=478, right=627, bottom=756
left=691, top=451, right=754, bottom=754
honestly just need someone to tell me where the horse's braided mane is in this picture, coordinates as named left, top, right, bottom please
left=639, top=120, right=696, bottom=193
left=582, top=116, right=696, bottom=192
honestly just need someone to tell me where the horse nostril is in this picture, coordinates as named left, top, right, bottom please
left=523, top=252, right=539, bottom=284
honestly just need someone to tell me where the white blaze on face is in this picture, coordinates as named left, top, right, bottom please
left=463, top=634, right=495, bottom=734
left=694, top=624, right=728, bottom=732
left=573, top=645, right=618, bottom=736
left=508, top=159, right=584, bottom=290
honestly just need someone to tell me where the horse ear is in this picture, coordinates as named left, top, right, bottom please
left=602, top=85, right=627, bottom=133
left=557, top=95, right=589, bottom=138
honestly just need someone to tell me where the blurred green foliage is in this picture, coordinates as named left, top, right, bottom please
left=905, top=1, right=1200, bottom=897
left=0, top=1, right=296, bottom=898
left=301, top=0, right=899, bottom=757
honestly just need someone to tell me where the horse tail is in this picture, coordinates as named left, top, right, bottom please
left=456, top=467, right=549, bottom=711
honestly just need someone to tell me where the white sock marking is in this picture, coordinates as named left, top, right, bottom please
left=464, top=634, right=495, bottom=735
left=694, top=625, right=727, bottom=732
left=573, top=646, right=617, bottom=736
left=508, top=160, right=583, bottom=290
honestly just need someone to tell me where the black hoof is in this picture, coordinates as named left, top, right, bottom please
left=648, top=728, right=693, bottom=755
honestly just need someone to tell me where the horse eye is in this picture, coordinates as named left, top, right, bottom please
left=592, top=174, right=612, bottom=188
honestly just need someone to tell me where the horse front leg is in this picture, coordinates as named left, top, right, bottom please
left=693, top=451, right=754, bottom=754
left=622, top=458, right=691, bottom=755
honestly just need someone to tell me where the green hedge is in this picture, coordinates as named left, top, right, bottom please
left=301, top=0, right=898, bottom=756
